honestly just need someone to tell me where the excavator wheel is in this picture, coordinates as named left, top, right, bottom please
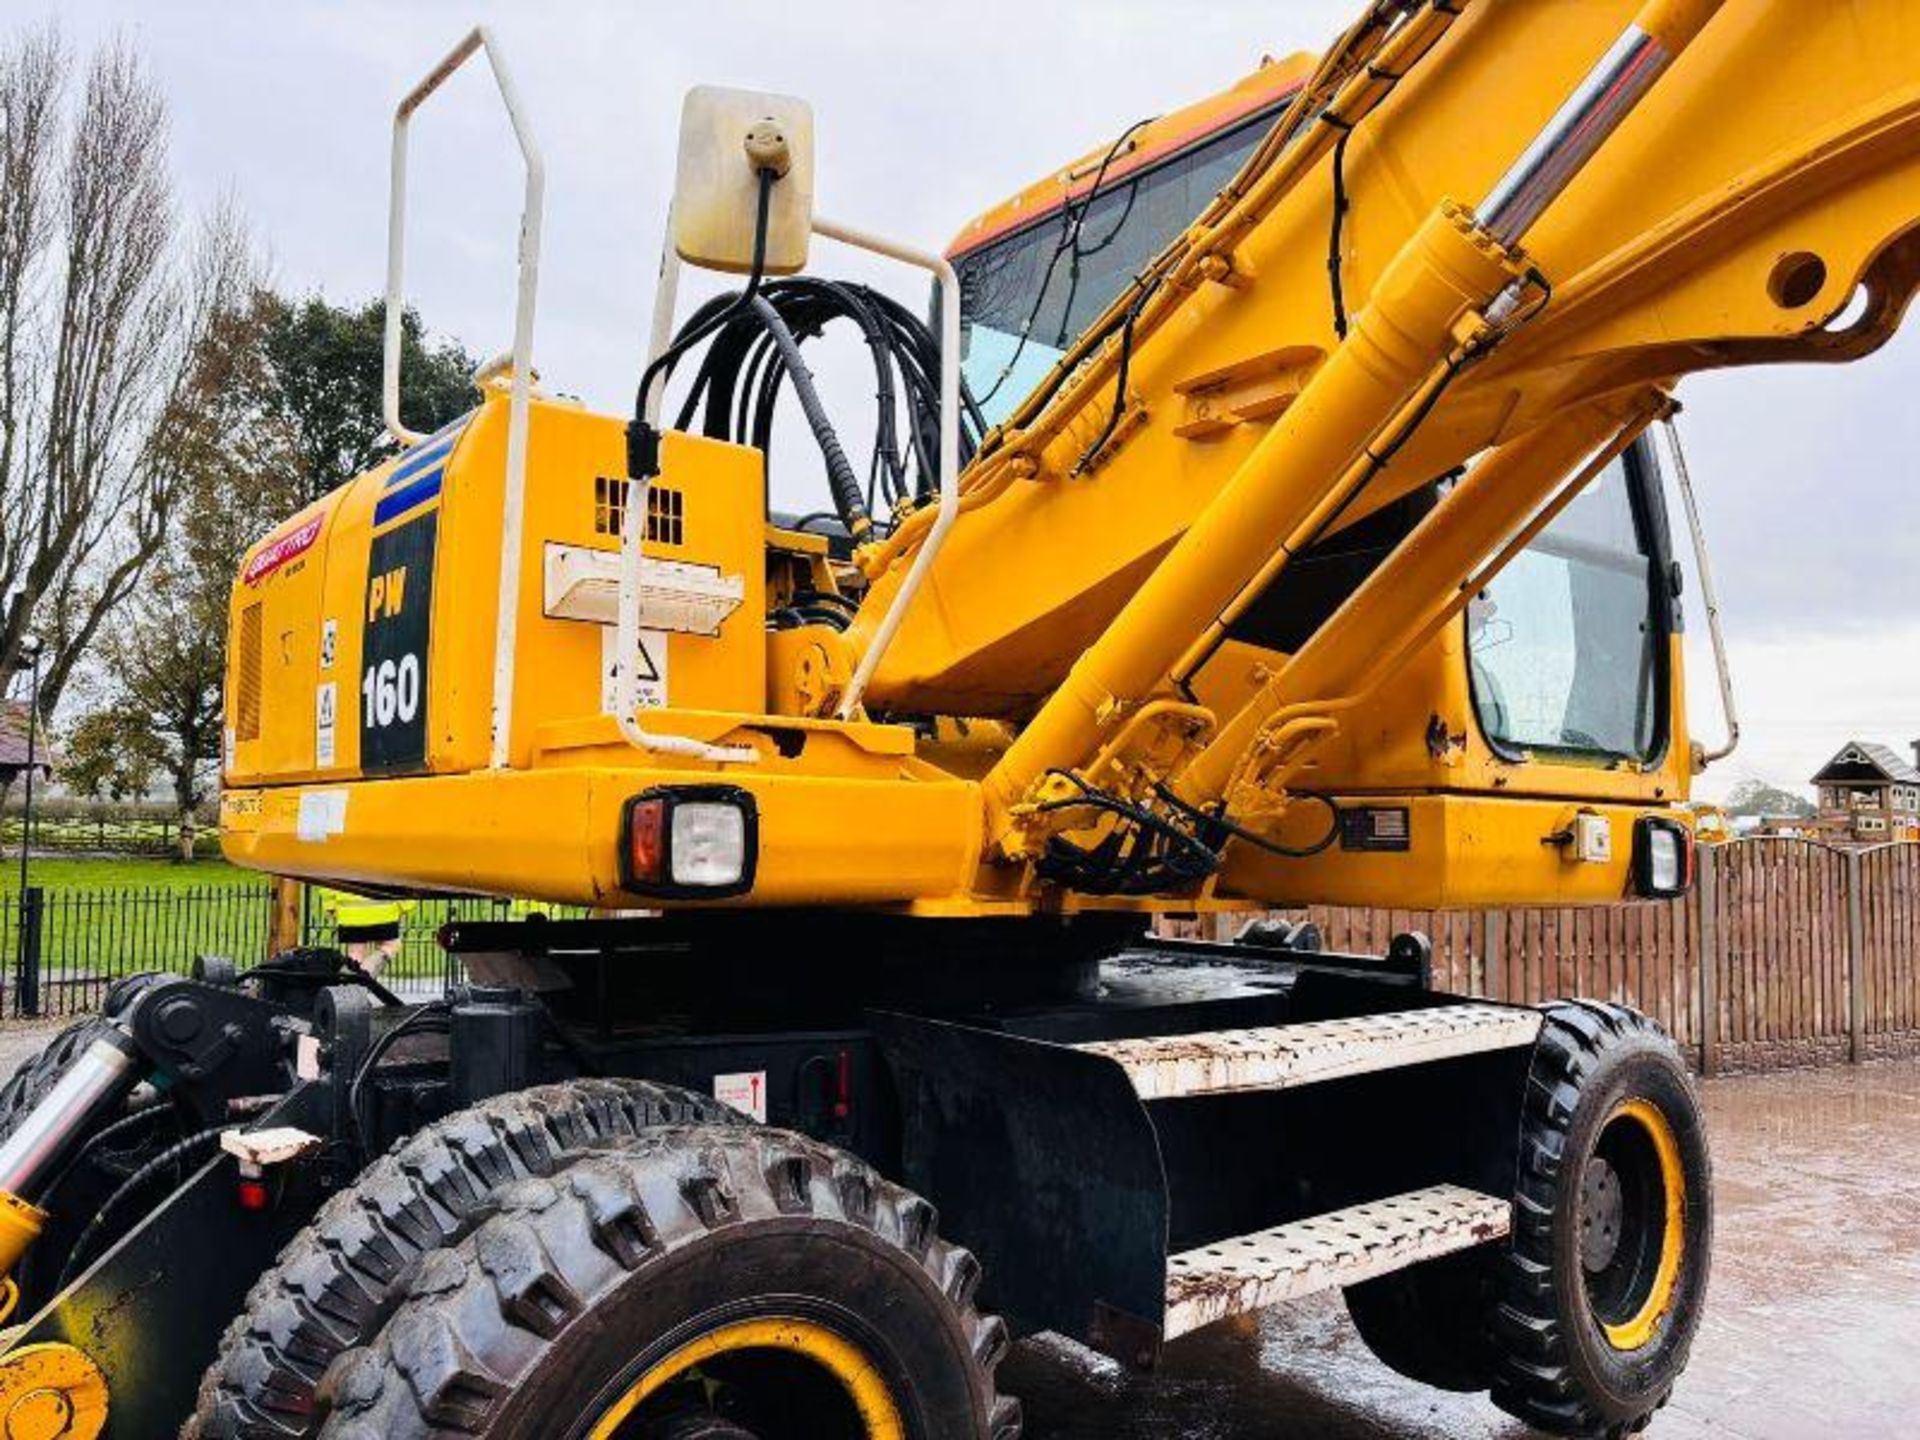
left=1488, top=1001, right=1712, bottom=1438
left=316, top=1125, right=1021, bottom=1440
left=189, top=1079, right=743, bottom=1440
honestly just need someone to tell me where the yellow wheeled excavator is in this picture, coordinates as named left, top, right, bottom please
left=0, top=1, right=1914, bottom=1434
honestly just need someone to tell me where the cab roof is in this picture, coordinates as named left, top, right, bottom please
left=945, top=52, right=1317, bottom=261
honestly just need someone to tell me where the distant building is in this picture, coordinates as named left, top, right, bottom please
left=1810, top=739, right=1920, bottom=845
left=0, top=700, right=53, bottom=788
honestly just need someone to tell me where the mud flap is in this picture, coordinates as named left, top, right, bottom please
left=874, top=1012, right=1175, bottom=1366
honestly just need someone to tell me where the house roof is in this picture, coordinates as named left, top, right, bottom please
left=0, top=700, right=52, bottom=776
left=1812, top=739, right=1920, bottom=786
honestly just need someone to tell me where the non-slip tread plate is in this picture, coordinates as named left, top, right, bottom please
left=1164, top=1183, right=1512, bottom=1339
left=1077, top=1003, right=1542, bottom=1100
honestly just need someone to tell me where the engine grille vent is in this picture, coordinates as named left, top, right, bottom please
left=235, top=602, right=263, bottom=741
left=594, top=477, right=685, bottom=547
left=646, top=485, right=685, bottom=546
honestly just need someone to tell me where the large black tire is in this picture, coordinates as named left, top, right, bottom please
left=0, top=1016, right=115, bottom=1141
left=1489, top=1001, right=1712, bottom=1438
left=1344, top=1247, right=1499, bottom=1393
left=318, top=1126, right=1021, bottom=1440
left=189, top=1079, right=742, bottom=1440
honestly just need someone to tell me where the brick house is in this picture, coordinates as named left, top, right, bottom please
left=1810, top=739, right=1920, bottom=844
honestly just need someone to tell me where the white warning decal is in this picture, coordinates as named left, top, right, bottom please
left=315, top=682, right=338, bottom=767
left=601, top=627, right=669, bottom=714
left=714, top=1070, right=767, bottom=1123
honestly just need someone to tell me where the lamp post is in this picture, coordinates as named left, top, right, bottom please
left=15, top=635, right=42, bottom=896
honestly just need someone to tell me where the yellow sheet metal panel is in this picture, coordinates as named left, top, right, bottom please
left=221, top=766, right=980, bottom=910
left=1220, top=793, right=1689, bottom=910
left=227, top=388, right=769, bottom=790
left=435, top=399, right=768, bottom=773
left=225, top=492, right=343, bottom=786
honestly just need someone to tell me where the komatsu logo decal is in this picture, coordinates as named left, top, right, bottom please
left=243, top=515, right=323, bottom=585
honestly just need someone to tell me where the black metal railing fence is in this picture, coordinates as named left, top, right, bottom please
left=2, top=883, right=589, bottom=1019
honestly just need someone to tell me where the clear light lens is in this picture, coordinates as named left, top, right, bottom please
left=670, top=802, right=748, bottom=887
left=1646, top=827, right=1681, bottom=893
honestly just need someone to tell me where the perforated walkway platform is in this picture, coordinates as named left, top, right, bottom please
left=1076, top=1003, right=1542, bottom=1101
left=1164, top=1183, right=1512, bottom=1339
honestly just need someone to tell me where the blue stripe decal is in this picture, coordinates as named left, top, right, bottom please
left=373, top=466, right=443, bottom=526
left=382, top=409, right=476, bottom=490
left=386, top=435, right=455, bottom=489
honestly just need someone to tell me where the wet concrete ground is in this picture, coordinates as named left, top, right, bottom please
left=0, top=1027, right=1911, bottom=1436
left=1010, top=1060, right=1920, bottom=1439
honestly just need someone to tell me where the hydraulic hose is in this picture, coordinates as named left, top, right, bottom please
left=747, top=292, right=871, bottom=540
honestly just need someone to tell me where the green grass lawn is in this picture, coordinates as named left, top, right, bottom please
left=0, top=856, right=257, bottom=894
left=0, top=857, right=585, bottom=1006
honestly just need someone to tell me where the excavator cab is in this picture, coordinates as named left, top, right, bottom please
left=942, top=54, right=1706, bottom=911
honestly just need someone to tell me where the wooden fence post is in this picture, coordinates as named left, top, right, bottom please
left=1846, top=849, right=1866, bottom=1065
left=1480, top=910, right=1503, bottom=1000
left=1696, top=845, right=1718, bottom=1076
left=268, top=876, right=304, bottom=959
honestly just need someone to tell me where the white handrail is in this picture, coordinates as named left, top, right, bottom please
left=643, top=209, right=683, bottom=426
left=385, top=26, right=544, bottom=770
left=1661, top=416, right=1740, bottom=766
left=809, top=215, right=961, bottom=720
left=612, top=212, right=759, bottom=766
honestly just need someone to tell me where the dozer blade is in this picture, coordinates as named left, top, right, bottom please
left=1163, top=1183, right=1510, bottom=1340
left=1076, top=1003, right=1542, bottom=1100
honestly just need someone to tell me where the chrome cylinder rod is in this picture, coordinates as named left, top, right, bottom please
left=0, top=1030, right=141, bottom=1200
left=1479, top=24, right=1668, bottom=248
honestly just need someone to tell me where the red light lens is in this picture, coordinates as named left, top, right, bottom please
left=627, top=797, right=667, bottom=883
left=237, top=1179, right=270, bottom=1212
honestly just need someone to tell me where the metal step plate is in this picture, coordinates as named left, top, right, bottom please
left=1164, top=1183, right=1511, bottom=1340
left=1076, top=1003, right=1542, bottom=1101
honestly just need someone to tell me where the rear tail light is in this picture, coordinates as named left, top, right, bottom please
left=620, top=786, right=758, bottom=897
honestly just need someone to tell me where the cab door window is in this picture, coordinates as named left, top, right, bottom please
left=1467, top=445, right=1668, bottom=765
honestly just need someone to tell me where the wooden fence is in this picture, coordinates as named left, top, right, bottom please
left=1185, top=838, right=1920, bottom=1074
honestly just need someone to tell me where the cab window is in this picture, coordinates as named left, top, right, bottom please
left=1467, top=443, right=1670, bottom=765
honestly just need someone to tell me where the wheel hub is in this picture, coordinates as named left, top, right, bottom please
left=1580, top=1155, right=1625, bottom=1271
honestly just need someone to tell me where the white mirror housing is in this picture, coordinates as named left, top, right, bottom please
left=672, top=86, right=814, bottom=275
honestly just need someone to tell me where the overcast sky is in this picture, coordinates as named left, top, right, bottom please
left=40, top=0, right=1920, bottom=800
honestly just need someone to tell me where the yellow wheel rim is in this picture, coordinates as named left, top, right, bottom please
left=587, top=1315, right=905, bottom=1440
left=0, top=1343, right=109, bottom=1440
left=1596, top=1097, right=1686, bottom=1352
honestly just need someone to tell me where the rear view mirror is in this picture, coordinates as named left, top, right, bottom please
left=672, top=85, right=814, bottom=275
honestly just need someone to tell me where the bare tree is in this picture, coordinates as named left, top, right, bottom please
left=0, top=26, right=239, bottom=721
left=64, top=266, right=298, bottom=858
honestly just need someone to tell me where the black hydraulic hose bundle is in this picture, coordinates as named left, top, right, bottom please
left=627, top=162, right=981, bottom=543
left=744, top=292, right=870, bottom=538
left=57, top=1093, right=285, bottom=1288
left=627, top=168, right=779, bottom=485
left=660, top=277, right=983, bottom=539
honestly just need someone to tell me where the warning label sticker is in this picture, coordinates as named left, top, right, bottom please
left=315, top=681, right=337, bottom=768
left=601, top=626, right=669, bottom=714
left=713, top=1071, right=767, bottom=1123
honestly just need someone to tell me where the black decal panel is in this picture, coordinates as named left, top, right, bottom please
left=360, top=512, right=437, bottom=774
